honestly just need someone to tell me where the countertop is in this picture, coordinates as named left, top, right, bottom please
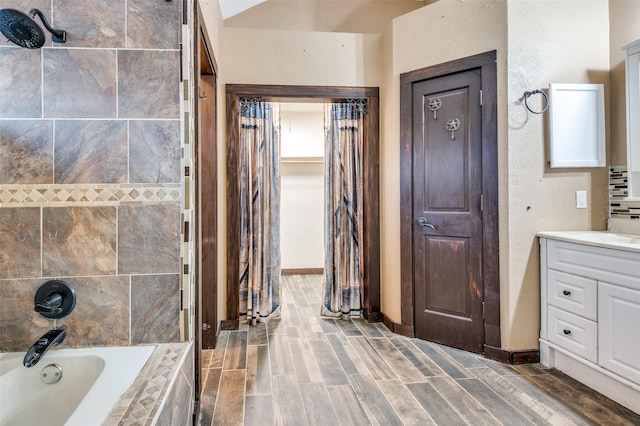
left=537, top=230, right=640, bottom=253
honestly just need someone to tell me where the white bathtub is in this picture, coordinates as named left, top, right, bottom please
left=0, top=345, right=155, bottom=426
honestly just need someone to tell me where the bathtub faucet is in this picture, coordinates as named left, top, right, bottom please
left=23, top=328, right=66, bottom=368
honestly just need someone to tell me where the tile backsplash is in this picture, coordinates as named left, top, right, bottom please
left=609, top=165, right=640, bottom=219
left=0, top=0, right=184, bottom=351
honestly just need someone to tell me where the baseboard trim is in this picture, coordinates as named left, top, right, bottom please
left=484, top=345, right=540, bottom=364
left=220, top=319, right=239, bottom=331
left=281, top=268, right=324, bottom=276
left=382, top=314, right=414, bottom=338
left=363, top=310, right=383, bottom=323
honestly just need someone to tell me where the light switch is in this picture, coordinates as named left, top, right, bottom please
left=576, top=190, right=587, bottom=209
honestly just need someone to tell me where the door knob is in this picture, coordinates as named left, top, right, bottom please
left=417, top=217, right=436, bottom=230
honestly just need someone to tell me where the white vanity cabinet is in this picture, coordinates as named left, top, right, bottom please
left=539, top=235, right=640, bottom=413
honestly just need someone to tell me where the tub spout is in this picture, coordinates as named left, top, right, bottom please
left=23, top=329, right=65, bottom=368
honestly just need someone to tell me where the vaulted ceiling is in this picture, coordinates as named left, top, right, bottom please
left=218, top=0, right=430, bottom=34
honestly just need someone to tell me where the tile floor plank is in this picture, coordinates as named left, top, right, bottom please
left=199, top=368, right=221, bottom=426
left=209, top=331, right=229, bottom=369
left=412, top=339, right=473, bottom=379
left=377, top=379, right=435, bottom=425
left=247, top=322, right=267, bottom=345
left=368, top=337, right=425, bottom=382
left=268, top=333, right=295, bottom=376
left=349, top=337, right=397, bottom=380
left=289, top=338, right=324, bottom=384
left=351, top=318, right=385, bottom=338
left=455, top=377, right=536, bottom=426
left=300, top=383, right=340, bottom=426
left=471, top=366, right=579, bottom=425
left=272, top=375, right=308, bottom=425
left=212, top=369, right=246, bottom=425
left=406, top=381, right=467, bottom=426
left=334, top=318, right=363, bottom=337
left=245, top=345, right=271, bottom=396
left=427, top=376, right=502, bottom=426
left=526, top=372, right=636, bottom=426
left=389, top=337, right=446, bottom=378
left=244, top=395, right=274, bottom=426
left=326, top=385, right=371, bottom=426
left=325, top=333, right=369, bottom=376
left=223, top=331, right=247, bottom=371
left=348, top=374, right=403, bottom=426
left=308, top=339, right=350, bottom=386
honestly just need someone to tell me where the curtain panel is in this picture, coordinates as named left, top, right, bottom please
left=238, top=99, right=281, bottom=325
left=322, top=102, right=365, bottom=320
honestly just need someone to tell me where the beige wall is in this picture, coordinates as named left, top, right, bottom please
left=609, top=0, right=640, bottom=165
left=506, top=0, right=610, bottom=349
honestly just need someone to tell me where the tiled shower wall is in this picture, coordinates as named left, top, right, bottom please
left=0, top=0, right=184, bottom=351
left=609, top=165, right=640, bottom=219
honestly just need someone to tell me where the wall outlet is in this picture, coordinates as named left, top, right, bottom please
left=576, top=190, right=587, bottom=209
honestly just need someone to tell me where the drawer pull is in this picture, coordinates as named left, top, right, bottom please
left=563, top=329, right=572, bottom=335
left=562, top=290, right=571, bottom=296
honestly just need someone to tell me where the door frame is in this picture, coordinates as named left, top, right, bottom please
left=399, top=51, right=501, bottom=353
left=224, top=84, right=381, bottom=329
left=193, top=1, right=217, bottom=421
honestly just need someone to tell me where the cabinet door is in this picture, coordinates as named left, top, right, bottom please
left=599, top=282, right=640, bottom=385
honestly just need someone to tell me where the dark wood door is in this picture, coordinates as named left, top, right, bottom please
left=412, top=69, right=484, bottom=353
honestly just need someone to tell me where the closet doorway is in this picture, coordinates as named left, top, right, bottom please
left=280, top=103, right=325, bottom=277
left=224, top=85, right=381, bottom=330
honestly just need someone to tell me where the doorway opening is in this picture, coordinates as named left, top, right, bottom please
left=280, top=103, right=325, bottom=277
left=399, top=51, right=500, bottom=355
left=224, top=85, right=381, bottom=330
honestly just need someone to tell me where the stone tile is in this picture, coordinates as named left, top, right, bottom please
left=53, top=120, right=127, bottom=183
left=118, top=205, right=180, bottom=274
left=131, top=274, right=180, bottom=344
left=0, top=207, right=41, bottom=279
left=0, top=120, right=53, bottom=183
left=56, top=275, right=130, bottom=346
left=127, top=0, right=180, bottom=49
left=0, top=279, right=51, bottom=351
left=129, top=120, right=181, bottom=183
left=42, top=206, right=117, bottom=276
left=0, top=47, right=42, bottom=118
left=118, top=50, right=180, bottom=119
left=52, top=0, right=125, bottom=48
left=43, top=49, right=117, bottom=118
left=0, top=0, right=52, bottom=47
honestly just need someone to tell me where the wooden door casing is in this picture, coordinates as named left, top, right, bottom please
left=399, top=51, right=500, bottom=355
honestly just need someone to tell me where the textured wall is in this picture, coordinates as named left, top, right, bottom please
left=0, top=0, right=182, bottom=351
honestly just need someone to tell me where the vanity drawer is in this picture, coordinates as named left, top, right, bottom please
left=548, top=305, right=597, bottom=363
left=547, top=269, right=597, bottom=320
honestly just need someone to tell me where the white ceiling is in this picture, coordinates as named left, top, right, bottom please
left=218, top=0, right=267, bottom=19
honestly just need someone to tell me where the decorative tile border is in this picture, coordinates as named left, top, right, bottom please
left=103, top=342, right=191, bottom=426
left=0, top=184, right=180, bottom=207
left=609, top=165, right=640, bottom=219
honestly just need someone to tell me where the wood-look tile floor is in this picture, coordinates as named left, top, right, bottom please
left=199, top=275, right=640, bottom=425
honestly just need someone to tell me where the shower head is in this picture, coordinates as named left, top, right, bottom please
left=0, top=8, right=66, bottom=49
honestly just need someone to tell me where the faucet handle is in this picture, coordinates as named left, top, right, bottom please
left=34, top=280, right=76, bottom=319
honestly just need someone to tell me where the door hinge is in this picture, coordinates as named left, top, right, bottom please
left=202, top=323, right=211, bottom=331
left=482, top=301, right=486, bottom=319
left=480, top=89, right=483, bottom=106
left=480, top=194, right=484, bottom=211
